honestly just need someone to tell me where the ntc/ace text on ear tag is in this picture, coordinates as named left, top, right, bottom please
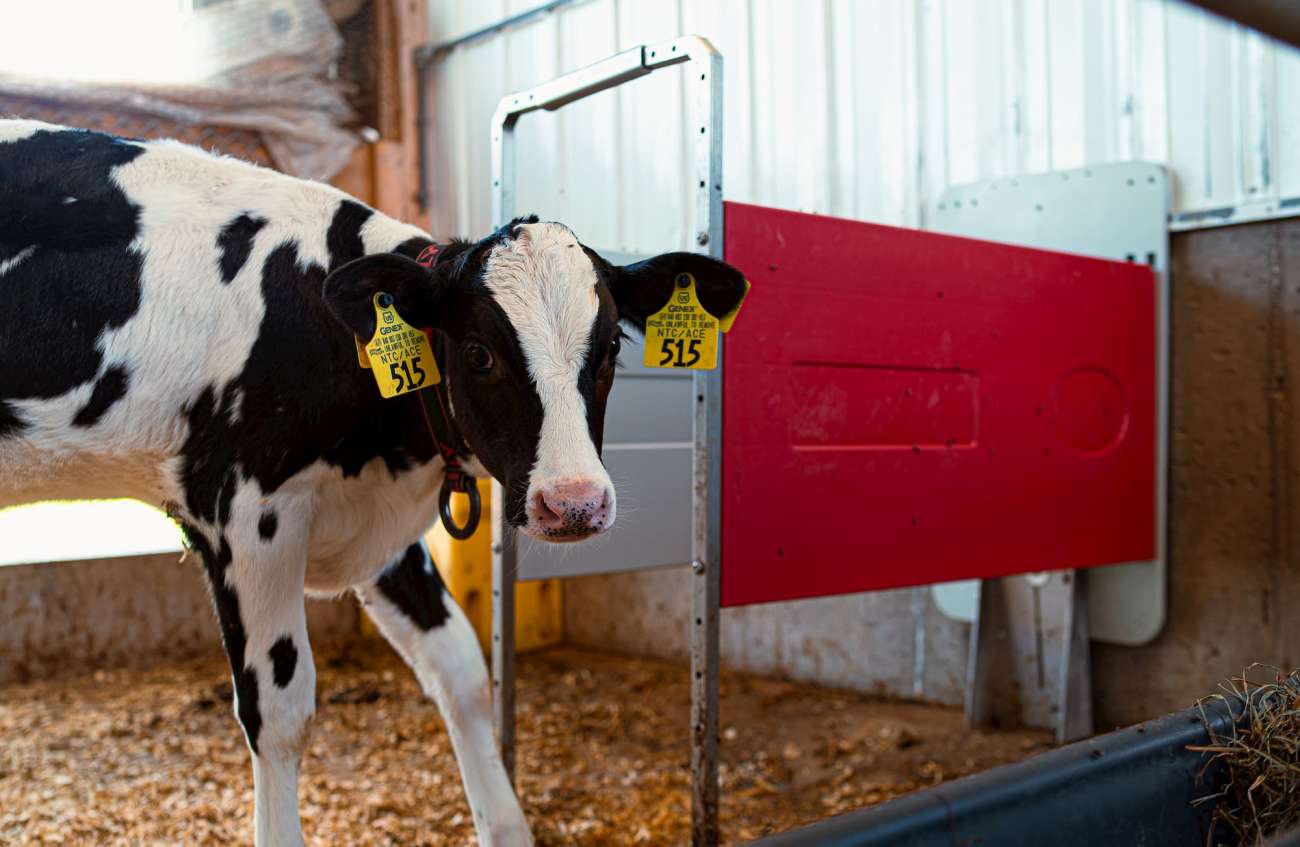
left=363, top=292, right=440, bottom=398
left=644, top=273, right=721, bottom=370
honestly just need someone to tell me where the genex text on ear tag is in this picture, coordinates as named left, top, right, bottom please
left=364, top=292, right=440, bottom=398
left=643, top=273, right=719, bottom=370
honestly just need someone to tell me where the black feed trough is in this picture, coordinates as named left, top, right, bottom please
left=749, top=698, right=1243, bottom=847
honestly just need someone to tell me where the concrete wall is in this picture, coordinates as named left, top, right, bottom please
left=565, top=568, right=970, bottom=705
left=0, top=553, right=360, bottom=684
left=1093, top=216, right=1300, bottom=726
left=566, top=218, right=1300, bottom=729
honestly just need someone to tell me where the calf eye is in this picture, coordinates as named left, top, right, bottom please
left=609, top=335, right=621, bottom=359
left=464, top=343, right=494, bottom=372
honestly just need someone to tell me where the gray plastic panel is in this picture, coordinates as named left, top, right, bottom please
left=516, top=252, right=696, bottom=581
left=517, top=441, right=692, bottom=581
left=928, top=162, right=1170, bottom=646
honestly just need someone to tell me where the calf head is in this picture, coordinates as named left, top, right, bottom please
left=324, top=217, right=748, bottom=543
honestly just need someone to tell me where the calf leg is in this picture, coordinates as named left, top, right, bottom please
left=356, top=540, right=533, bottom=847
left=184, top=506, right=314, bottom=847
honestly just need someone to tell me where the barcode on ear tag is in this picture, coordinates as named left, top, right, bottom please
left=364, top=293, right=440, bottom=398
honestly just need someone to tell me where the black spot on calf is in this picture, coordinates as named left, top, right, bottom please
left=269, top=636, right=298, bottom=689
left=180, top=384, right=241, bottom=525
left=217, top=213, right=267, bottom=284
left=375, top=543, right=451, bottom=631
left=182, top=524, right=261, bottom=753
left=0, top=401, right=25, bottom=439
left=72, top=364, right=129, bottom=428
left=0, top=128, right=144, bottom=251
left=326, top=200, right=373, bottom=272
left=0, top=129, right=145, bottom=413
left=177, top=238, right=433, bottom=525
left=258, top=509, right=278, bottom=541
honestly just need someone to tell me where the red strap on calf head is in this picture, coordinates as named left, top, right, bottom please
left=415, top=244, right=439, bottom=269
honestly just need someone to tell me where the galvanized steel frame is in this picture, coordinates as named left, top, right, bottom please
left=488, top=36, right=726, bottom=847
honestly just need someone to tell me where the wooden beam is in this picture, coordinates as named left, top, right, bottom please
left=374, top=0, right=402, bottom=140
left=331, top=144, right=376, bottom=205
left=369, top=0, right=428, bottom=225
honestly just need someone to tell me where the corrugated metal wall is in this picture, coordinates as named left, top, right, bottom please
left=426, top=0, right=1300, bottom=251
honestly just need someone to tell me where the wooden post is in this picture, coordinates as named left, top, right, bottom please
left=372, top=0, right=427, bottom=224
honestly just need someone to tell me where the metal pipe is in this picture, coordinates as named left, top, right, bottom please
left=415, top=62, right=431, bottom=211
left=414, top=0, right=583, bottom=68
left=1183, top=0, right=1300, bottom=49
left=412, top=0, right=588, bottom=211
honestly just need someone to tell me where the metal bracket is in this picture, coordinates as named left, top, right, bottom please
left=965, top=570, right=1093, bottom=743
left=487, top=36, right=726, bottom=847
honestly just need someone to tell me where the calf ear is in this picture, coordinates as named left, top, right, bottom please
left=322, top=254, right=445, bottom=339
left=611, top=252, right=748, bottom=333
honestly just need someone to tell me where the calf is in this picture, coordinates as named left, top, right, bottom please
left=0, top=120, right=748, bottom=846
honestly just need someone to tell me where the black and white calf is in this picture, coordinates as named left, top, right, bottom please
left=0, top=121, right=748, bottom=846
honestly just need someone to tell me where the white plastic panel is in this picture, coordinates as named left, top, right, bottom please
left=929, top=162, right=1170, bottom=646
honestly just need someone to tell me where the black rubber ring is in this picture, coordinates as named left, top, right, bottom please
left=439, top=476, right=480, bottom=540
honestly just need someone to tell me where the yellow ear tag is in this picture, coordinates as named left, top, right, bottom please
left=718, top=278, right=750, bottom=333
left=643, top=273, right=719, bottom=370
left=363, top=292, right=440, bottom=398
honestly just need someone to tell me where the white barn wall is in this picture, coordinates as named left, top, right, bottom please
left=426, top=0, right=1300, bottom=244
left=422, top=0, right=1300, bottom=704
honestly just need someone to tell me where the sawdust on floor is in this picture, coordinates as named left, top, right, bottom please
left=0, top=642, right=1053, bottom=845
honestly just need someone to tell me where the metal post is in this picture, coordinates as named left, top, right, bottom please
left=1056, top=570, right=1093, bottom=743
left=688, top=43, right=725, bottom=847
left=487, top=38, right=726, bottom=845
left=490, top=479, right=517, bottom=782
left=965, top=572, right=1094, bottom=742
left=964, top=577, right=1007, bottom=728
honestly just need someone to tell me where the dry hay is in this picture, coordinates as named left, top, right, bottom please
left=1193, top=665, right=1300, bottom=846
left=0, top=643, right=1053, bottom=845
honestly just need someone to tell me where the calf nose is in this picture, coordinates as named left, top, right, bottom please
left=530, top=479, right=613, bottom=537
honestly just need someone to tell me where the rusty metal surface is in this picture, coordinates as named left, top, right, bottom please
left=0, top=554, right=359, bottom=685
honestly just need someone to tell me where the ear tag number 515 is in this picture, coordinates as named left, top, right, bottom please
left=643, top=273, right=728, bottom=370
left=360, top=292, right=440, bottom=399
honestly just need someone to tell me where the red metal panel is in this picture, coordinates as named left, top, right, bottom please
left=721, top=202, right=1157, bottom=607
